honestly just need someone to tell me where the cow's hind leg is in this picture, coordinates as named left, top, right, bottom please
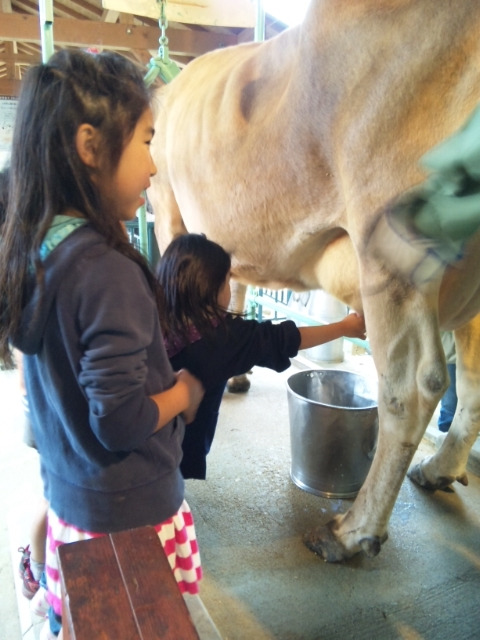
left=305, top=278, right=448, bottom=562
left=408, top=315, right=480, bottom=490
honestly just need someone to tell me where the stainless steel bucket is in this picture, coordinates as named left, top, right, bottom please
left=287, top=369, right=378, bottom=498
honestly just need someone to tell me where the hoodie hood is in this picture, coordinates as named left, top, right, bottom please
left=14, top=224, right=102, bottom=355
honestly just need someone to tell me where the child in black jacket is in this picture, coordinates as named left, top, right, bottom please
left=157, top=233, right=366, bottom=480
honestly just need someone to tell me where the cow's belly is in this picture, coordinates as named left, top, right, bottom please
left=178, top=203, right=362, bottom=307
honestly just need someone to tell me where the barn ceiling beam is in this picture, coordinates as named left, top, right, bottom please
left=0, top=47, right=38, bottom=65
left=0, top=12, right=240, bottom=56
left=0, top=77, right=22, bottom=95
left=102, top=0, right=256, bottom=28
left=2, top=41, right=15, bottom=77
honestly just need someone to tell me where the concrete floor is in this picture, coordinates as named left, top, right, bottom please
left=2, top=349, right=480, bottom=639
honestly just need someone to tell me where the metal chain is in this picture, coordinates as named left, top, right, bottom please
left=159, top=0, right=168, bottom=49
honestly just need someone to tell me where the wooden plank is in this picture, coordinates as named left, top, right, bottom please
left=59, top=535, right=140, bottom=640
left=2, top=42, right=14, bottom=77
left=102, top=0, right=256, bottom=28
left=0, top=49, right=39, bottom=65
left=0, top=78, right=21, bottom=96
left=58, top=526, right=200, bottom=640
left=112, top=527, right=200, bottom=639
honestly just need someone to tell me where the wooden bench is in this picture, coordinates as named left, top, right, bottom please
left=57, top=525, right=200, bottom=640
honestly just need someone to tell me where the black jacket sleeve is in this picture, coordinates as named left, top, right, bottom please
left=170, top=317, right=301, bottom=390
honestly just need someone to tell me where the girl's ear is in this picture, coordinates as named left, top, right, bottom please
left=75, top=124, right=100, bottom=169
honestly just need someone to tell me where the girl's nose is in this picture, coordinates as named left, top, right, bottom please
left=149, top=154, right=157, bottom=177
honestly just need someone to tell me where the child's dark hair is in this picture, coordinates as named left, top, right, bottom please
left=157, top=234, right=232, bottom=345
left=0, top=49, right=160, bottom=367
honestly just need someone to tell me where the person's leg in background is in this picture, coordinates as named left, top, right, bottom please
left=438, top=361, right=457, bottom=433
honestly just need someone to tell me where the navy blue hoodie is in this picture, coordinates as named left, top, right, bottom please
left=14, top=225, right=184, bottom=532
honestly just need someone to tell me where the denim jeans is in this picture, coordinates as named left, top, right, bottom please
left=438, top=363, right=457, bottom=432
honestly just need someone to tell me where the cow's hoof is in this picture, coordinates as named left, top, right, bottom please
left=360, top=533, right=387, bottom=558
left=304, top=520, right=387, bottom=562
left=227, top=374, right=251, bottom=393
left=407, top=460, right=468, bottom=490
left=304, top=520, right=351, bottom=563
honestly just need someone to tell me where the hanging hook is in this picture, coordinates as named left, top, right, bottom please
left=144, top=0, right=181, bottom=86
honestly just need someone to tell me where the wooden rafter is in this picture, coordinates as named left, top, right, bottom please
left=102, top=0, right=256, bottom=28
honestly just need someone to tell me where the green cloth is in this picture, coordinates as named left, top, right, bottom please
left=39, top=215, right=87, bottom=260
left=392, top=103, right=480, bottom=264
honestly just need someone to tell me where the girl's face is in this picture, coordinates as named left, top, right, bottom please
left=217, top=272, right=232, bottom=310
left=99, top=108, right=157, bottom=221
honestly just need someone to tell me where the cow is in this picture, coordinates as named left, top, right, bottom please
left=147, top=0, right=480, bottom=562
